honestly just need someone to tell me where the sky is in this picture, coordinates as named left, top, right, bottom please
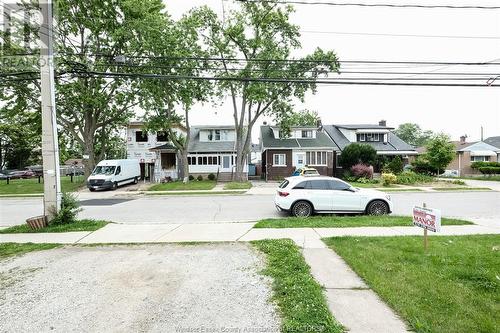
left=163, top=0, right=500, bottom=143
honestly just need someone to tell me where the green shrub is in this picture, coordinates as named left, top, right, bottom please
left=386, top=156, right=404, bottom=174
left=472, top=161, right=500, bottom=169
left=196, top=175, right=203, bottom=181
left=339, top=143, right=377, bottom=169
left=355, top=177, right=379, bottom=184
left=452, top=179, right=466, bottom=185
left=381, top=173, right=397, bottom=186
left=207, top=173, right=216, bottom=181
left=411, top=157, right=438, bottom=175
left=479, top=166, right=500, bottom=175
left=188, top=175, right=195, bottom=181
left=396, top=171, right=434, bottom=184
left=49, top=192, right=82, bottom=225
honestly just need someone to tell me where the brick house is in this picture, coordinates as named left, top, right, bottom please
left=260, top=125, right=339, bottom=180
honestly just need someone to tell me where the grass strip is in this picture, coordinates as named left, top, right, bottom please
left=0, top=243, right=61, bottom=259
left=223, top=181, right=253, bottom=190
left=145, top=190, right=246, bottom=196
left=253, top=239, right=343, bottom=333
left=381, top=188, right=423, bottom=192
left=432, top=187, right=491, bottom=191
left=324, top=235, right=500, bottom=333
left=0, top=219, right=109, bottom=234
left=148, top=180, right=216, bottom=191
left=254, top=215, right=473, bottom=228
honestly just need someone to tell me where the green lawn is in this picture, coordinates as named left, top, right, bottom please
left=324, top=235, right=500, bottom=333
left=382, top=188, right=423, bottom=192
left=432, top=187, right=491, bottom=191
left=0, top=243, right=61, bottom=259
left=0, top=177, right=85, bottom=195
left=223, top=181, right=253, bottom=190
left=148, top=180, right=216, bottom=191
left=145, top=190, right=246, bottom=196
left=0, top=219, right=109, bottom=234
left=253, top=239, right=343, bottom=333
left=254, top=215, right=473, bottom=228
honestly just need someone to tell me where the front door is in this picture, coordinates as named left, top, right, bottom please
left=222, top=155, right=231, bottom=171
left=296, top=153, right=306, bottom=169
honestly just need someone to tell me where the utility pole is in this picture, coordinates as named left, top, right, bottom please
left=39, top=0, right=61, bottom=219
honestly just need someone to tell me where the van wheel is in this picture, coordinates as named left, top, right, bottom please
left=292, top=201, right=313, bottom=217
left=133, top=177, right=138, bottom=184
left=367, top=200, right=389, bottom=215
left=112, top=182, right=118, bottom=190
left=89, top=188, right=95, bottom=192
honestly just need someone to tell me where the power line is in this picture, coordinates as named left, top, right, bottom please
left=236, top=0, right=500, bottom=10
left=300, top=30, right=500, bottom=40
left=68, top=70, right=500, bottom=87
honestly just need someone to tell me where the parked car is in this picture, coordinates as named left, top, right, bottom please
left=0, top=172, right=9, bottom=180
left=87, top=159, right=140, bottom=191
left=274, top=176, right=393, bottom=217
left=8, top=170, right=36, bottom=179
left=440, top=170, right=459, bottom=178
left=291, top=167, right=320, bottom=177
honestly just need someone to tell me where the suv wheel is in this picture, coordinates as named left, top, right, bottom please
left=112, top=182, right=118, bottom=190
left=367, top=200, right=389, bottom=215
left=292, top=201, right=313, bottom=217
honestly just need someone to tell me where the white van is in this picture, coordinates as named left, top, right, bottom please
left=87, top=159, right=141, bottom=191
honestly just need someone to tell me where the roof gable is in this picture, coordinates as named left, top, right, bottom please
left=457, top=141, right=500, bottom=152
left=260, top=126, right=338, bottom=150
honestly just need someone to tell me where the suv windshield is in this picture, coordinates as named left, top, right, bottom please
left=92, top=166, right=116, bottom=176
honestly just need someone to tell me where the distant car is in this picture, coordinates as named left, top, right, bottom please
left=0, top=172, right=9, bottom=180
left=291, top=167, right=320, bottom=177
left=8, top=170, right=35, bottom=179
left=440, top=170, right=459, bottom=178
left=274, top=176, right=393, bottom=217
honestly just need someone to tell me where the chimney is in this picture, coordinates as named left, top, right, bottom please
left=460, top=135, right=467, bottom=144
left=379, top=120, right=387, bottom=127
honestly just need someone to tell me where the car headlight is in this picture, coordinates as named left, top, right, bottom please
left=385, top=194, right=391, bottom=201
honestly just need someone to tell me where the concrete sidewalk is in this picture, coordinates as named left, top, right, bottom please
left=1, top=222, right=499, bottom=245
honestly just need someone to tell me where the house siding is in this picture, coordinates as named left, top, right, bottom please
left=265, top=149, right=294, bottom=180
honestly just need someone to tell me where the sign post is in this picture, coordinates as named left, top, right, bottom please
left=412, top=203, right=441, bottom=251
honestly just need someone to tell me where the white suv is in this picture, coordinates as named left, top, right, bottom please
left=274, top=176, right=393, bottom=217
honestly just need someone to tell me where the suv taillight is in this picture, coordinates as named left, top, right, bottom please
left=278, top=191, right=289, bottom=197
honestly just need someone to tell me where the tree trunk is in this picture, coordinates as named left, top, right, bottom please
left=83, top=139, right=96, bottom=179
left=179, top=149, right=189, bottom=183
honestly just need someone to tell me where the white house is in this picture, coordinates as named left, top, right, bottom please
left=126, top=122, right=248, bottom=181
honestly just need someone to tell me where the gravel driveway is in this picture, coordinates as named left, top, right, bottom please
left=0, top=244, right=280, bottom=333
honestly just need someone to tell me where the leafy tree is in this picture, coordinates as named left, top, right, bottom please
left=275, top=110, right=319, bottom=138
left=1, top=0, right=169, bottom=177
left=339, top=143, right=377, bottom=170
left=424, top=134, right=455, bottom=175
left=141, top=11, right=213, bottom=182
left=394, top=123, right=433, bottom=147
left=195, top=2, right=339, bottom=181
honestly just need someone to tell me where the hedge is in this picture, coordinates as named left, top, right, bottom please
left=478, top=166, right=500, bottom=175
left=471, top=161, right=500, bottom=169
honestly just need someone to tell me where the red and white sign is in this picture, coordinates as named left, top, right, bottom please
left=413, top=206, right=441, bottom=232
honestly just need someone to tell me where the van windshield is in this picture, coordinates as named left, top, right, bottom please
left=92, top=166, right=116, bottom=175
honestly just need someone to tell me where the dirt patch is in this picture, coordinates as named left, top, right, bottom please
left=0, top=243, right=280, bottom=332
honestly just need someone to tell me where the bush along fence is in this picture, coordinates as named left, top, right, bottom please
left=471, top=161, right=500, bottom=175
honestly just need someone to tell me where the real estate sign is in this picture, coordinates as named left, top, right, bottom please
left=412, top=206, right=441, bottom=232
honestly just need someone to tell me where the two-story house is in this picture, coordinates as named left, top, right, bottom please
left=323, top=120, right=418, bottom=173
left=260, top=124, right=339, bottom=180
left=260, top=120, right=417, bottom=180
left=126, top=122, right=247, bottom=182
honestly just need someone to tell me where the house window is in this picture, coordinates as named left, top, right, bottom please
left=273, top=154, right=286, bottom=166
left=156, top=131, right=168, bottom=142
left=358, top=133, right=381, bottom=142
left=215, top=130, right=221, bottom=141
left=471, top=156, right=489, bottom=162
left=336, top=154, right=342, bottom=168
left=135, top=131, right=148, bottom=142
left=358, top=134, right=366, bottom=142
left=188, top=156, right=196, bottom=165
left=306, top=151, right=327, bottom=166
left=221, top=130, right=228, bottom=141
left=301, top=130, right=313, bottom=138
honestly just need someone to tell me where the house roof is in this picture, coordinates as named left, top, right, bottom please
left=322, top=125, right=415, bottom=152
left=484, top=136, right=500, bottom=149
left=187, top=127, right=236, bottom=153
left=457, top=141, right=500, bottom=152
left=260, top=126, right=339, bottom=150
left=335, top=124, right=394, bottom=130
left=149, top=143, right=177, bottom=151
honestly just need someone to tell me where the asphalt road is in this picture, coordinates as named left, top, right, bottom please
left=1, top=191, right=499, bottom=227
